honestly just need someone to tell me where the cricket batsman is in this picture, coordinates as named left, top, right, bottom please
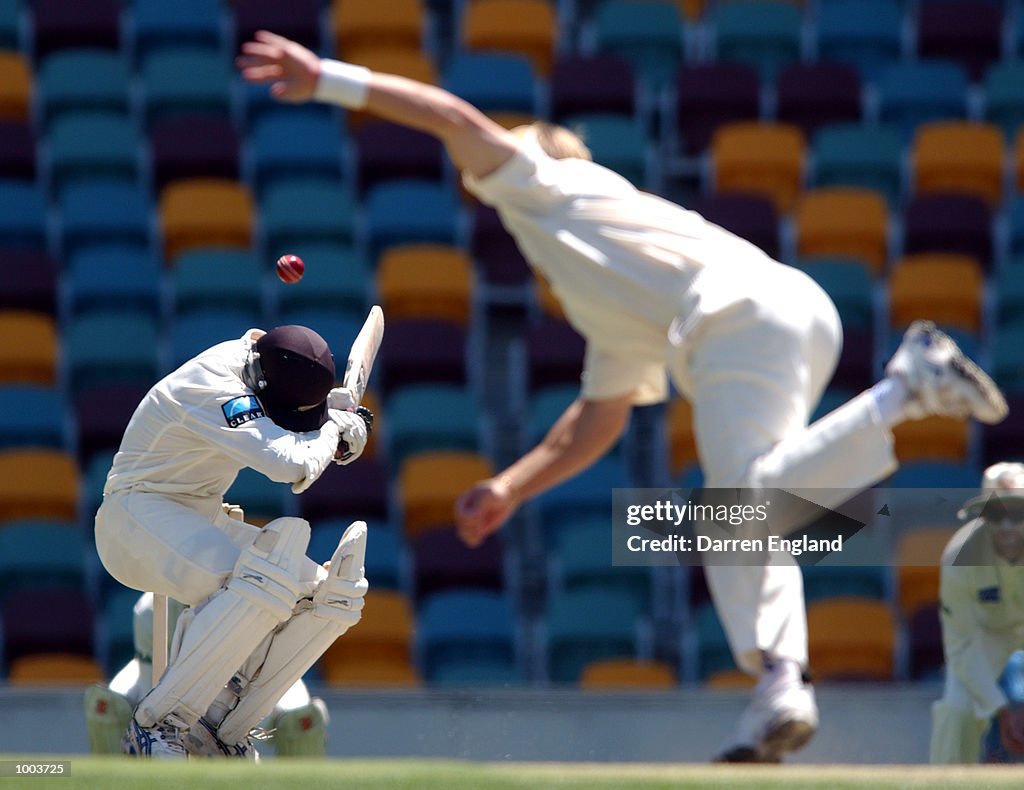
left=930, top=463, right=1024, bottom=763
left=94, top=325, right=371, bottom=758
left=236, top=31, right=1008, bottom=761
left=85, top=593, right=330, bottom=757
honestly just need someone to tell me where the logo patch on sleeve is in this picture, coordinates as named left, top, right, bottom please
left=978, top=586, right=1001, bottom=603
left=222, top=396, right=265, bottom=428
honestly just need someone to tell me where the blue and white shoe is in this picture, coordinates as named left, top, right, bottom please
left=183, top=717, right=259, bottom=761
left=121, top=716, right=187, bottom=759
left=886, top=320, right=1007, bottom=425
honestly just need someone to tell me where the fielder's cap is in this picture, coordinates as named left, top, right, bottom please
left=958, top=462, right=1024, bottom=521
left=255, top=325, right=335, bottom=433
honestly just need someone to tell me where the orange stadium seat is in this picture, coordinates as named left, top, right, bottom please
left=160, top=178, right=254, bottom=263
left=0, top=449, right=79, bottom=521
left=704, top=668, right=757, bottom=689
left=912, top=121, right=1005, bottom=207
left=377, top=244, right=474, bottom=326
left=534, top=273, right=565, bottom=321
left=667, top=398, right=699, bottom=475
left=462, top=0, right=558, bottom=77
left=8, top=654, right=104, bottom=685
left=0, top=51, right=31, bottom=121
left=398, top=450, right=494, bottom=538
left=332, top=0, right=424, bottom=58
left=344, top=47, right=437, bottom=132
left=711, top=122, right=806, bottom=213
left=888, top=254, right=984, bottom=333
left=807, top=597, right=896, bottom=681
left=892, top=415, right=970, bottom=464
left=0, top=311, right=58, bottom=386
left=579, top=658, right=677, bottom=689
left=896, top=527, right=957, bottom=618
left=676, top=0, right=706, bottom=22
left=794, top=187, right=889, bottom=276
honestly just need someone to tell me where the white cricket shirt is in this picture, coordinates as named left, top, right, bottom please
left=103, top=330, right=341, bottom=499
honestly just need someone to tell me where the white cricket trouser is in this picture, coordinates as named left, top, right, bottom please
left=930, top=634, right=1019, bottom=763
left=669, top=265, right=898, bottom=673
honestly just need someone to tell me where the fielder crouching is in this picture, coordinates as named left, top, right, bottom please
left=94, top=325, right=371, bottom=759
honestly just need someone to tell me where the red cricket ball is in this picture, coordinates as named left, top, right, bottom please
left=276, top=254, right=305, bottom=283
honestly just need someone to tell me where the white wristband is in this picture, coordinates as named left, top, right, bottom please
left=314, top=59, right=371, bottom=109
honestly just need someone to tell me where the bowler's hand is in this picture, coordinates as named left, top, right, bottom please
left=236, top=30, right=320, bottom=103
left=998, top=706, right=1024, bottom=755
left=455, top=477, right=517, bottom=548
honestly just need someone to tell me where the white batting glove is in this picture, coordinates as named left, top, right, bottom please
left=327, top=386, right=358, bottom=411
left=328, top=408, right=368, bottom=465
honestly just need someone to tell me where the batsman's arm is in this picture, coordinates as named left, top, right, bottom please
left=236, top=31, right=519, bottom=179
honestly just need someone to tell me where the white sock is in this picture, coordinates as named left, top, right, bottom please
left=870, top=377, right=911, bottom=427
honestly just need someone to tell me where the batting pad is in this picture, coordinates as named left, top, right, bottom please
left=135, top=518, right=311, bottom=728
left=218, top=521, right=367, bottom=744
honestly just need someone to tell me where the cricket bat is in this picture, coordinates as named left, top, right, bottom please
left=339, top=306, right=384, bottom=453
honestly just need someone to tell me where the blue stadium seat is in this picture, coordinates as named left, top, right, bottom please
left=246, top=109, right=346, bottom=195
left=58, top=181, right=152, bottom=259
left=173, top=249, right=265, bottom=316
left=525, top=384, right=579, bottom=451
left=566, top=113, right=649, bottom=187
left=224, top=466, right=286, bottom=522
left=44, top=111, right=142, bottom=198
left=65, top=312, right=161, bottom=395
left=816, top=0, right=902, bottom=82
left=308, top=519, right=404, bottom=590
left=811, top=387, right=857, bottom=422
left=535, top=456, right=630, bottom=542
left=0, top=180, right=47, bottom=249
left=547, top=589, right=642, bottom=683
left=801, top=565, right=888, bottom=604
left=272, top=243, right=370, bottom=317
left=0, top=386, right=68, bottom=450
left=417, top=590, right=519, bottom=684
left=385, top=383, right=481, bottom=467
left=712, top=0, right=802, bottom=82
left=167, top=309, right=262, bottom=372
left=593, top=0, right=686, bottom=90
left=553, top=517, right=653, bottom=611
left=1007, top=197, right=1024, bottom=260
left=0, top=0, right=20, bottom=49
left=0, top=521, right=86, bottom=603
left=877, top=60, right=969, bottom=140
left=811, top=123, right=904, bottom=208
left=984, top=62, right=1024, bottom=143
left=82, top=451, right=115, bottom=519
left=995, top=261, right=1024, bottom=328
left=0, top=119, right=34, bottom=182
left=364, top=180, right=460, bottom=261
left=991, top=324, right=1024, bottom=395
left=794, top=259, right=875, bottom=329
left=67, top=245, right=162, bottom=318
left=260, top=178, right=357, bottom=255
left=129, top=0, right=224, bottom=66
left=273, top=309, right=364, bottom=355
left=35, top=49, right=131, bottom=130
left=141, top=46, right=232, bottom=127
left=102, top=586, right=140, bottom=673
left=442, top=52, right=538, bottom=114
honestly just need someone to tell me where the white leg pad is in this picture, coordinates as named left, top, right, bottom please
left=135, top=517, right=312, bottom=728
left=218, top=522, right=367, bottom=744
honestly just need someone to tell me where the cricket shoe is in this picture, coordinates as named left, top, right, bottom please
left=122, top=715, right=188, bottom=759
left=713, top=658, right=817, bottom=763
left=886, top=320, right=1007, bottom=425
left=183, top=717, right=259, bottom=761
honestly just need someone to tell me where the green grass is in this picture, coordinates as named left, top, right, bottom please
left=4, top=758, right=1024, bottom=790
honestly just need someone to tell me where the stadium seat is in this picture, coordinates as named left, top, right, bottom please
left=411, top=527, right=504, bottom=601
left=801, top=565, right=887, bottom=604
left=816, top=0, right=902, bottom=81
left=547, top=589, right=642, bottom=683
left=355, top=122, right=445, bottom=195
left=795, top=259, right=875, bottom=330
left=332, top=0, right=423, bottom=58
left=794, top=188, right=888, bottom=276
left=64, top=311, right=160, bottom=395
left=982, top=62, right=1024, bottom=141
left=895, top=527, right=957, bottom=618
left=0, top=50, right=30, bottom=122
left=694, top=602, right=737, bottom=679
left=67, top=245, right=162, bottom=319
left=461, top=0, right=557, bottom=77
left=690, top=192, right=780, bottom=259
left=8, top=654, right=104, bottom=685
left=884, top=460, right=978, bottom=532
left=234, top=0, right=322, bottom=54
left=536, top=457, right=629, bottom=541
left=44, top=111, right=141, bottom=198
left=161, top=178, right=254, bottom=263
left=877, top=60, right=969, bottom=140
left=320, top=590, right=420, bottom=687
left=0, top=179, right=46, bottom=249
left=272, top=310, right=364, bottom=359
left=385, top=383, right=481, bottom=467
left=0, top=250, right=57, bottom=316
left=892, top=415, right=970, bottom=464
left=130, top=0, right=224, bottom=65
left=549, top=55, right=636, bottom=124
left=0, top=120, right=34, bottom=181
left=0, top=520, right=85, bottom=602
left=223, top=466, right=286, bottom=525
left=704, top=669, right=757, bottom=690
left=524, top=317, right=585, bottom=393
left=151, top=114, right=240, bottom=193
left=592, top=0, right=686, bottom=90
left=35, top=49, right=130, bottom=131
left=378, top=317, right=468, bottom=394
left=710, top=122, right=805, bottom=214
left=907, top=603, right=944, bottom=680
left=831, top=326, right=874, bottom=392
left=398, top=450, right=493, bottom=538
left=443, top=52, right=537, bottom=115
left=32, top=0, right=120, bottom=60
left=0, top=0, right=20, bottom=49
left=342, top=48, right=437, bottom=134
left=888, top=254, right=983, bottom=333
left=0, top=385, right=67, bottom=450
left=811, top=123, right=904, bottom=208
left=553, top=518, right=653, bottom=610
left=981, top=395, right=1024, bottom=466
left=806, top=597, right=895, bottom=680
left=579, top=658, right=676, bottom=689
left=525, top=384, right=580, bottom=452
left=667, top=397, right=698, bottom=475
left=901, top=194, right=993, bottom=274
left=911, top=121, right=1004, bottom=207
left=168, top=309, right=262, bottom=371
left=377, top=244, right=473, bottom=326
left=2, top=588, right=95, bottom=667
left=272, top=243, right=370, bottom=317
left=1008, top=199, right=1024, bottom=260
left=0, top=450, right=79, bottom=522
left=141, top=47, right=232, bottom=127
left=1015, top=128, right=1024, bottom=194
left=364, top=180, right=460, bottom=262
left=311, top=518, right=403, bottom=590
left=775, top=63, right=863, bottom=140
left=260, top=178, right=355, bottom=256
left=991, top=325, right=1024, bottom=395
left=295, top=458, right=391, bottom=524
left=74, top=384, right=148, bottom=466
left=568, top=114, right=649, bottom=187
left=916, top=0, right=1002, bottom=82
left=101, top=586, right=140, bottom=672
left=470, top=203, right=532, bottom=290
left=0, top=312, right=57, bottom=386
left=173, top=249, right=264, bottom=316
left=59, top=181, right=152, bottom=259
left=672, top=62, right=760, bottom=157
left=247, top=110, right=346, bottom=195
left=711, top=0, right=802, bottom=82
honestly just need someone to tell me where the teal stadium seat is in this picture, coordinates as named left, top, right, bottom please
left=260, top=178, right=357, bottom=254
left=272, top=243, right=370, bottom=317
left=35, top=49, right=131, bottom=130
left=712, top=0, right=802, bottom=82
left=694, top=602, right=736, bottom=679
left=0, top=386, right=68, bottom=449
left=308, top=520, right=403, bottom=591
left=168, top=309, right=263, bottom=371
left=553, top=517, right=653, bottom=611
left=246, top=109, right=346, bottom=195
left=811, top=387, right=857, bottom=422
left=44, top=111, right=142, bottom=198
left=0, top=180, right=47, bottom=249
left=547, top=589, right=641, bottom=683
left=794, top=259, right=875, bottom=329
left=567, top=113, right=649, bottom=188
left=877, top=60, right=969, bottom=140
left=385, top=384, right=482, bottom=468
left=58, top=181, right=152, bottom=259
left=1008, top=198, right=1024, bottom=259
left=82, top=451, right=115, bottom=519
left=273, top=309, right=363, bottom=355
left=129, top=0, right=224, bottom=66
left=442, top=52, right=538, bottom=114
left=991, top=325, right=1024, bottom=395
left=983, top=62, right=1024, bottom=141
left=67, top=246, right=162, bottom=318
left=65, top=312, right=160, bottom=395
left=801, top=566, right=888, bottom=605
left=593, top=0, right=685, bottom=90
left=173, top=249, right=264, bottom=316
left=996, top=263, right=1024, bottom=328
left=0, top=521, right=86, bottom=603
left=525, top=384, right=579, bottom=451
left=535, top=456, right=630, bottom=542
left=812, top=123, right=904, bottom=208
left=141, top=46, right=232, bottom=127
left=364, top=180, right=460, bottom=261
left=0, top=0, right=21, bottom=49
left=102, top=586, right=141, bottom=673
left=816, top=0, right=902, bottom=82
left=224, top=466, right=286, bottom=522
